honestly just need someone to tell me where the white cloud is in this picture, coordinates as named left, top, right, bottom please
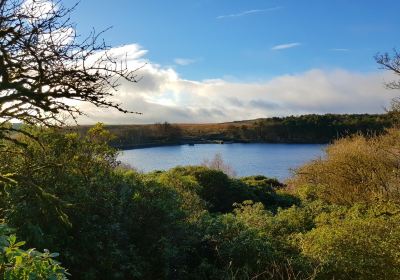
left=217, top=7, right=282, bottom=19
left=76, top=44, right=394, bottom=125
left=271, top=42, right=301, bottom=50
left=21, top=0, right=57, bottom=20
left=174, top=58, right=197, bottom=66
left=331, top=48, right=350, bottom=52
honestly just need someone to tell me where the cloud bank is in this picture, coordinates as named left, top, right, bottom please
left=77, top=44, right=394, bottom=124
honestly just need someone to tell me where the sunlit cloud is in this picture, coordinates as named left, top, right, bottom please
left=271, top=42, right=301, bottom=50
left=217, top=7, right=282, bottom=19
left=76, top=44, right=393, bottom=125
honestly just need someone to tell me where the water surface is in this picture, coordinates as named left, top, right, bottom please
left=118, top=143, right=326, bottom=181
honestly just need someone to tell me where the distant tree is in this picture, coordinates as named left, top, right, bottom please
left=0, top=0, right=140, bottom=134
left=153, top=122, right=182, bottom=141
left=201, top=153, right=237, bottom=177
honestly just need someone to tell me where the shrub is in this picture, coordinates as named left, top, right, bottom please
left=0, top=126, right=205, bottom=279
left=241, top=176, right=298, bottom=211
left=299, top=203, right=400, bottom=279
left=170, top=166, right=257, bottom=212
left=290, top=129, right=400, bottom=205
left=0, top=224, right=67, bottom=279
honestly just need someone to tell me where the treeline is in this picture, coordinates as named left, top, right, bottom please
left=76, top=122, right=184, bottom=149
left=75, top=114, right=394, bottom=149
left=1, top=124, right=400, bottom=279
left=233, top=113, right=393, bottom=143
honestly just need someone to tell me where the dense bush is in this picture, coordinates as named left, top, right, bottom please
left=240, top=176, right=299, bottom=211
left=291, top=128, right=400, bottom=205
left=1, top=124, right=399, bottom=279
left=0, top=124, right=130, bottom=278
left=169, top=166, right=296, bottom=213
left=168, top=166, right=257, bottom=213
left=299, top=203, right=400, bottom=279
left=0, top=224, right=67, bottom=279
left=0, top=125, right=203, bottom=279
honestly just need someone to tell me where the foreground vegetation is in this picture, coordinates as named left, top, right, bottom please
left=1, top=0, right=400, bottom=278
left=74, top=114, right=394, bottom=149
left=1, top=124, right=399, bottom=279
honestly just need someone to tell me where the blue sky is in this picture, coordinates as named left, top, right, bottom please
left=67, top=0, right=399, bottom=81
left=63, top=0, right=400, bottom=123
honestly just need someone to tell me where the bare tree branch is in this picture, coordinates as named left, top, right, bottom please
left=0, top=0, right=141, bottom=137
left=375, top=49, right=400, bottom=90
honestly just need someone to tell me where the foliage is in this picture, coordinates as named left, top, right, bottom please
left=83, top=122, right=183, bottom=149
left=1, top=124, right=400, bottom=279
left=197, top=210, right=277, bottom=279
left=169, top=166, right=296, bottom=213
left=0, top=0, right=398, bottom=275
left=0, top=125, right=204, bottom=279
left=1, top=1, right=398, bottom=279
left=92, top=114, right=394, bottom=149
left=289, top=127, right=400, bottom=279
left=194, top=202, right=320, bottom=280
left=290, top=128, right=400, bottom=205
left=250, top=114, right=392, bottom=143
left=0, top=224, right=68, bottom=279
left=154, top=170, right=206, bottom=220
left=168, top=166, right=252, bottom=213
left=299, top=203, right=400, bottom=279
left=240, top=176, right=299, bottom=211
left=0, top=124, right=126, bottom=278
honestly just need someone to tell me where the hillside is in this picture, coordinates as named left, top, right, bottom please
left=73, top=113, right=394, bottom=149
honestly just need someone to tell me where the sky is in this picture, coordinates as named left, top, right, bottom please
left=62, top=0, right=400, bottom=124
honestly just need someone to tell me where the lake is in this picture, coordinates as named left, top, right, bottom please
left=118, top=143, right=326, bottom=181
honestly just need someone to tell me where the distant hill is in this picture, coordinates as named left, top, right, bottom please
left=73, top=114, right=395, bottom=149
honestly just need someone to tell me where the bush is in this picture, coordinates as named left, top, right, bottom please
left=299, top=203, right=400, bottom=279
left=0, top=224, right=67, bottom=279
left=198, top=212, right=276, bottom=279
left=170, top=166, right=256, bottom=212
left=290, top=129, right=400, bottom=205
left=195, top=202, right=319, bottom=280
left=170, top=166, right=293, bottom=213
left=0, top=124, right=129, bottom=278
left=241, top=176, right=298, bottom=211
left=3, top=124, right=399, bottom=279
left=0, top=125, right=205, bottom=279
